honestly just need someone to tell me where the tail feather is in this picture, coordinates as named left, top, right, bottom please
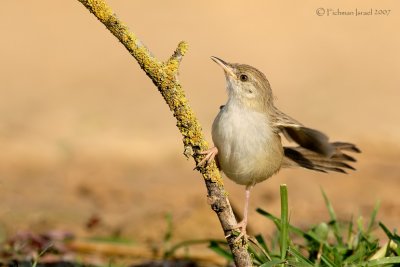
left=331, top=153, right=356, bottom=162
left=282, top=142, right=360, bottom=173
left=332, top=142, right=361, bottom=153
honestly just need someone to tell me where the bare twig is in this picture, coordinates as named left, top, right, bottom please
left=76, top=0, right=252, bottom=265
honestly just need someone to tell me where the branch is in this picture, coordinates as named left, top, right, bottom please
left=76, top=0, right=252, bottom=266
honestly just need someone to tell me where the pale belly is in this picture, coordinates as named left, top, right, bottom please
left=212, top=106, right=284, bottom=186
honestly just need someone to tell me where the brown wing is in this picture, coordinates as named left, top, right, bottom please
left=271, top=107, right=361, bottom=172
left=272, top=108, right=335, bottom=157
left=282, top=142, right=361, bottom=173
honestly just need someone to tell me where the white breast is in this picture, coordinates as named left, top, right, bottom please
left=212, top=101, right=283, bottom=186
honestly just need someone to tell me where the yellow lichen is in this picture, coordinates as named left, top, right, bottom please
left=166, top=59, right=179, bottom=73
left=177, top=41, right=189, bottom=56
left=77, top=0, right=224, bottom=187
left=86, top=0, right=114, bottom=22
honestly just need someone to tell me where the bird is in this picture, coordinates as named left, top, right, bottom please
left=198, top=56, right=360, bottom=241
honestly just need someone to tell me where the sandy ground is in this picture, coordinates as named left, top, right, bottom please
left=0, top=0, right=399, bottom=250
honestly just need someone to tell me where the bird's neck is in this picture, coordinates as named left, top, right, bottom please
left=225, top=95, right=275, bottom=117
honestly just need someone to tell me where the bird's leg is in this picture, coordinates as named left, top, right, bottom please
left=228, top=185, right=253, bottom=242
left=196, top=146, right=218, bottom=167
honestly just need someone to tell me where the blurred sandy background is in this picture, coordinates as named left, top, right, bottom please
left=0, top=0, right=399, bottom=245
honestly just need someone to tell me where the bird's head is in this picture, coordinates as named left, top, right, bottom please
left=211, top=56, right=274, bottom=112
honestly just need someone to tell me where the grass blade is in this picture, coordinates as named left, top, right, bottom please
left=257, top=208, right=331, bottom=249
left=347, top=215, right=354, bottom=248
left=367, top=201, right=380, bottom=234
left=360, top=256, right=400, bottom=266
left=255, top=234, right=270, bottom=255
left=163, top=212, right=173, bottom=243
left=260, top=259, right=287, bottom=267
left=320, top=254, right=336, bottom=267
left=252, top=235, right=272, bottom=261
left=321, top=188, right=343, bottom=245
left=248, top=242, right=269, bottom=264
left=280, top=184, right=289, bottom=261
left=257, top=208, right=282, bottom=230
left=208, top=240, right=233, bottom=261
left=379, top=222, right=400, bottom=245
left=287, top=247, right=314, bottom=267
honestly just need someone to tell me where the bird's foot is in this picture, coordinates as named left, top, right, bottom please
left=226, top=220, right=248, bottom=243
left=196, top=146, right=218, bottom=168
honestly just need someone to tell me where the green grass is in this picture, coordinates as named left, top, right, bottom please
left=2, top=186, right=399, bottom=267
left=199, top=185, right=400, bottom=266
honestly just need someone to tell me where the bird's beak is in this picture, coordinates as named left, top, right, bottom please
left=211, top=56, right=235, bottom=77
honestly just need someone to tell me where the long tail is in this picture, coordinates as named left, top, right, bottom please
left=282, top=142, right=361, bottom=173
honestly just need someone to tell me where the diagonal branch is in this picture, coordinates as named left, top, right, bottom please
left=76, top=0, right=252, bottom=266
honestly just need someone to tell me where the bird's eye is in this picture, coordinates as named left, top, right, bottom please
left=239, top=74, right=248, bottom=82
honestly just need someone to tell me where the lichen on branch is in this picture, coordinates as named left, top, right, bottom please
left=76, top=0, right=252, bottom=265
left=77, top=0, right=222, bottom=184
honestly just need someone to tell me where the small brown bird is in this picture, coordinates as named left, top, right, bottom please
left=199, top=57, right=360, bottom=240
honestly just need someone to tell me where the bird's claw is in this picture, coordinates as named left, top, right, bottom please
left=225, top=220, right=248, bottom=243
left=195, top=147, right=218, bottom=169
